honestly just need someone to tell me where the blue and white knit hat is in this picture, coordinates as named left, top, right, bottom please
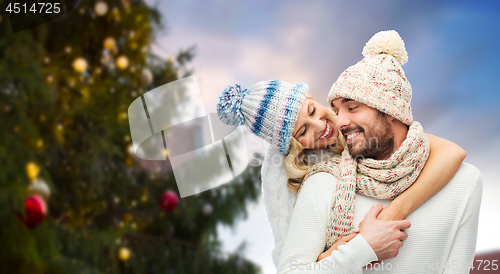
left=217, top=80, right=309, bottom=155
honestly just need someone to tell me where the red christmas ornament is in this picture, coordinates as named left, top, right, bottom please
left=159, top=190, right=179, bottom=211
left=24, top=194, right=47, bottom=228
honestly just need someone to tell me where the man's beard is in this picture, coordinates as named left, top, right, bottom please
left=343, top=114, right=395, bottom=160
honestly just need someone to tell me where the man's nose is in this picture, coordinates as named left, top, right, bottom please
left=335, top=111, right=350, bottom=130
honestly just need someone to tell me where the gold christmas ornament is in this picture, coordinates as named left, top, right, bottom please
left=119, top=247, right=131, bottom=261
left=116, top=56, right=129, bottom=69
left=26, top=162, right=40, bottom=181
left=103, top=37, right=116, bottom=50
left=94, top=1, right=108, bottom=16
left=118, top=111, right=127, bottom=122
left=72, top=57, right=88, bottom=73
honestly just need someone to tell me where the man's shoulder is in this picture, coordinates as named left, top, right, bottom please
left=453, top=162, right=482, bottom=184
left=440, top=162, right=482, bottom=197
left=457, top=161, right=481, bottom=176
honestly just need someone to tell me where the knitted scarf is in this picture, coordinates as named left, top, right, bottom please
left=303, top=121, right=430, bottom=249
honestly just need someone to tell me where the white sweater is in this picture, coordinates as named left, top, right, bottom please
left=277, top=163, right=482, bottom=274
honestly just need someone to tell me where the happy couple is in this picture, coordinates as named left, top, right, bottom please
left=216, top=30, right=482, bottom=273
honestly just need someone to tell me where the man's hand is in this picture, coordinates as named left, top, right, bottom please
left=359, top=204, right=411, bottom=261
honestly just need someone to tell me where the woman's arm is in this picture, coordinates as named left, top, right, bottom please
left=377, top=134, right=466, bottom=221
left=316, top=232, right=358, bottom=261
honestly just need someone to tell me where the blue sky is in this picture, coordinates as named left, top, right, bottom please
left=146, top=0, right=500, bottom=272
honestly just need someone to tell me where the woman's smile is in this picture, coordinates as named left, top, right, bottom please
left=317, top=119, right=333, bottom=141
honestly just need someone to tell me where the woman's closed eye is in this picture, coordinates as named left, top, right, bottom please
left=310, top=106, right=316, bottom=116
left=300, top=125, right=307, bottom=136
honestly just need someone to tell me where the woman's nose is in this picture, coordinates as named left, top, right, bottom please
left=311, top=117, right=324, bottom=133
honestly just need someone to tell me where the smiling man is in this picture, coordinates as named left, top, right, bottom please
left=324, top=30, right=482, bottom=273
left=273, top=30, right=481, bottom=274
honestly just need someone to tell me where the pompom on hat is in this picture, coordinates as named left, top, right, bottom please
left=328, top=30, right=413, bottom=125
left=217, top=80, right=308, bottom=155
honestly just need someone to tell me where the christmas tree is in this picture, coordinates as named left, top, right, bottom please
left=0, top=1, right=262, bottom=273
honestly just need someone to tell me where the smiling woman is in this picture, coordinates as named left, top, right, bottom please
left=216, top=80, right=345, bottom=192
left=286, top=96, right=345, bottom=193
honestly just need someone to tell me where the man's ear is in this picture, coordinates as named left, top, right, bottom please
left=385, top=113, right=395, bottom=122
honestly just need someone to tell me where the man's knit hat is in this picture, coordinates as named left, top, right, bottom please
left=217, top=80, right=308, bottom=155
left=328, top=30, right=413, bottom=125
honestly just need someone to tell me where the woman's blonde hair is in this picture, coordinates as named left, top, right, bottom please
left=285, top=102, right=346, bottom=193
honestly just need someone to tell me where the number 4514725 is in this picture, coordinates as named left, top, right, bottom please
left=6, top=3, right=61, bottom=14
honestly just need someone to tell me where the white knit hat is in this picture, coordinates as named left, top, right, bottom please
left=328, top=30, right=413, bottom=125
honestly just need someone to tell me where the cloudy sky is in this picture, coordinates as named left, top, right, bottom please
left=146, top=0, right=500, bottom=273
